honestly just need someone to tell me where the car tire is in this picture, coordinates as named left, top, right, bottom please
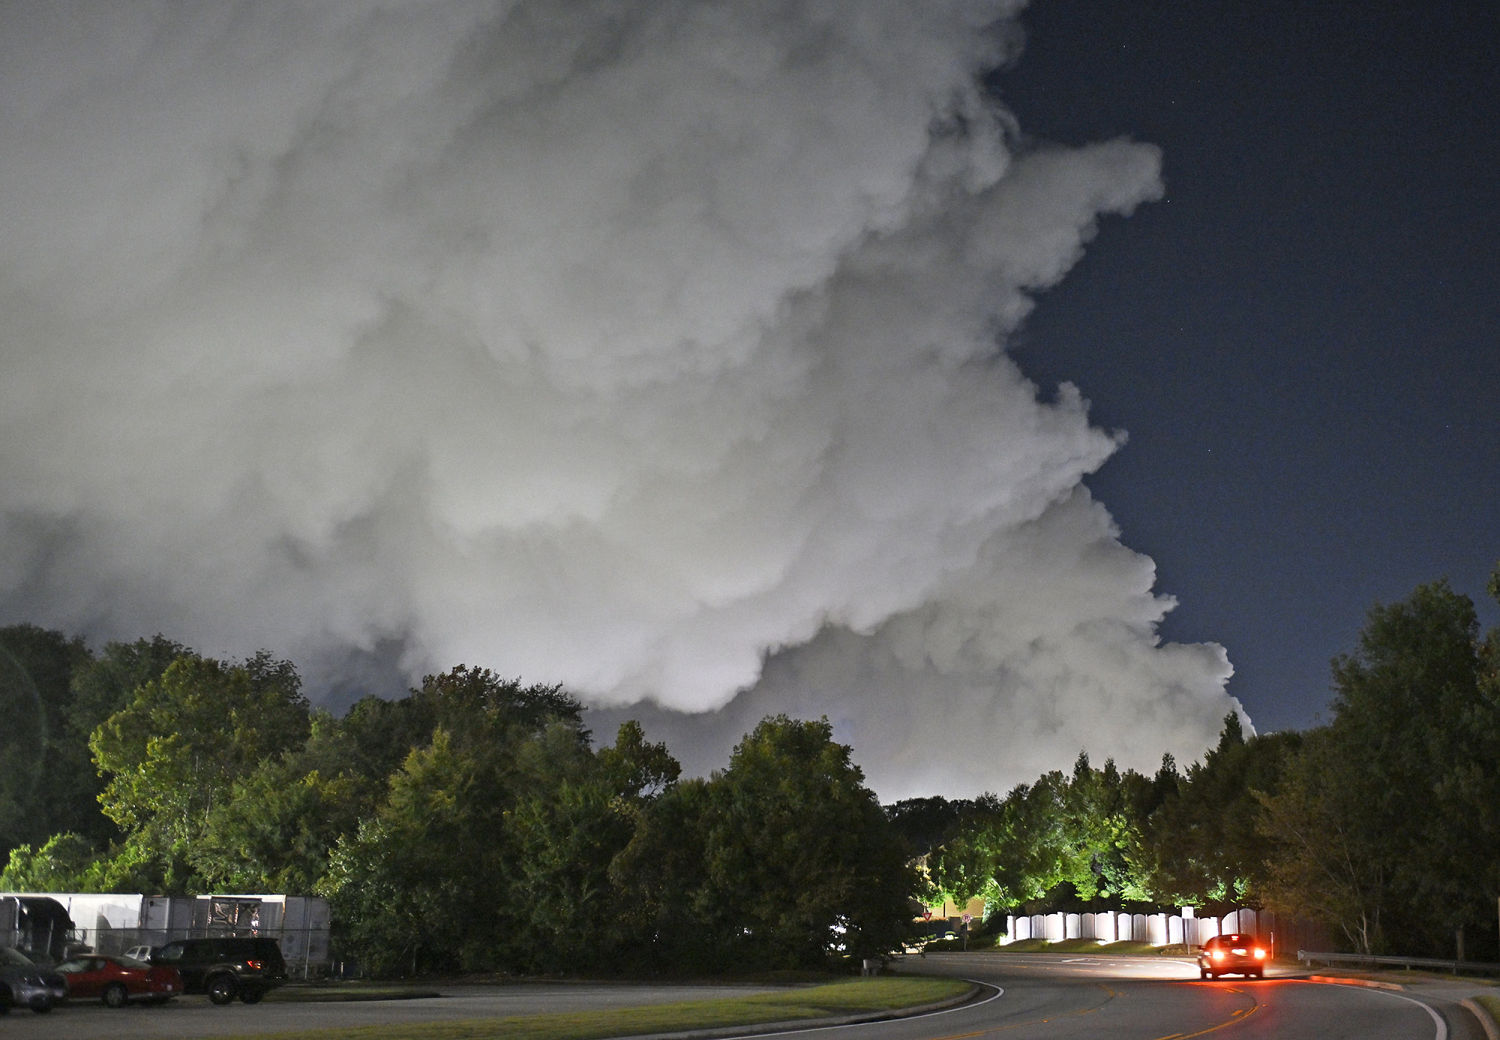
left=31, top=997, right=52, bottom=1014
left=104, top=982, right=131, bottom=1008
left=1199, top=967, right=1208, bottom=979
left=207, top=975, right=238, bottom=1005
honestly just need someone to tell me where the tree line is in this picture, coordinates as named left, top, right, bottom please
left=2, top=566, right=1496, bottom=969
left=895, top=569, right=1500, bottom=960
left=0, top=640, right=910, bottom=974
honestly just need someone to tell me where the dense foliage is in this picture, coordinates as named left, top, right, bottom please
left=1, top=563, right=1496, bottom=967
left=900, top=569, right=1500, bottom=961
left=0, top=649, right=918, bottom=974
left=1255, top=576, right=1500, bottom=957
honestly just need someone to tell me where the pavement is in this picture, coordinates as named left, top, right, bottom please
left=610, top=984, right=988, bottom=1040
left=1306, top=969, right=1500, bottom=1040
left=626, top=965, right=1500, bottom=1040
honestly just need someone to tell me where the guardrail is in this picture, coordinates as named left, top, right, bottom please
left=1299, top=950, right=1500, bottom=976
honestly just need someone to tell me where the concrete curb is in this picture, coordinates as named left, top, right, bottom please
left=1308, top=974, right=1405, bottom=991
left=1307, top=972, right=1500, bottom=1039
left=1462, top=998, right=1500, bottom=1040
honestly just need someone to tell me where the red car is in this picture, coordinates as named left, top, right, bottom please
left=56, top=954, right=182, bottom=1007
left=1197, top=933, right=1268, bottom=979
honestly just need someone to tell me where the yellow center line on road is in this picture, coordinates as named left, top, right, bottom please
left=1152, top=999, right=1262, bottom=1040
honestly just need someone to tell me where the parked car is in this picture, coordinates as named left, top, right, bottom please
left=150, top=937, right=287, bottom=1004
left=1197, top=933, right=1268, bottom=979
left=0, top=946, right=68, bottom=1014
left=56, top=953, right=182, bottom=1007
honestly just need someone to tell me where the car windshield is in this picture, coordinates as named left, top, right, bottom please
left=0, top=946, right=40, bottom=967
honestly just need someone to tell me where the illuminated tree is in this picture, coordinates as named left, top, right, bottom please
left=0, top=831, right=108, bottom=891
left=89, top=651, right=311, bottom=889
left=191, top=720, right=369, bottom=892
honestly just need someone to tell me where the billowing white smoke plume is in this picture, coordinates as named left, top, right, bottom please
left=0, top=1, right=1239, bottom=797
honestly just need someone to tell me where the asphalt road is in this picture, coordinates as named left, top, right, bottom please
left=1, top=954, right=1488, bottom=1040
left=884, top=952, right=1487, bottom=1040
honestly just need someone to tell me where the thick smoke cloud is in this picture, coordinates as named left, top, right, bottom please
left=0, top=1, right=1240, bottom=797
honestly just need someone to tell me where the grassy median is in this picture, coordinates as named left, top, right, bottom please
left=209, top=975, right=973, bottom=1040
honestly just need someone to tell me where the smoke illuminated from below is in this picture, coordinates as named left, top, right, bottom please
left=0, top=0, right=1241, bottom=797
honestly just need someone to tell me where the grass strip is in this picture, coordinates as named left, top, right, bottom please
left=202, top=976, right=971, bottom=1040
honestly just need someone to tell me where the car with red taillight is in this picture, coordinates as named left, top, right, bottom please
left=150, top=937, right=286, bottom=1004
left=1197, top=933, right=1267, bottom=979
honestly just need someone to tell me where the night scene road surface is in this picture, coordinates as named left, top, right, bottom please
left=0, top=955, right=1486, bottom=1040
left=880, top=952, right=1481, bottom=1040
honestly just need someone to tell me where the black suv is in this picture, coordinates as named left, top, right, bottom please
left=151, top=937, right=287, bottom=1004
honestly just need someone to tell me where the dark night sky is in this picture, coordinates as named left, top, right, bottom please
left=997, top=0, right=1500, bottom=733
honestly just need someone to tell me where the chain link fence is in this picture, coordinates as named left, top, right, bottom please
left=5, top=893, right=332, bottom=977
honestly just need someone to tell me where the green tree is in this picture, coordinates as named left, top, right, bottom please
left=506, top=723, right=646, bottom=972
left=89, top=651, right=311, bottom=889
left=1255, top=728, right=1389, bottom=953
left=317, top=668, right=595, bottom=974
left=0, top=625, right=93, bottom=857
left=931, top=755, right=1170, bottom=920
left=1258, top=573, right=1500, bottom=956
left=985, top=772, right=1083, bottom=908
left=0, top=832, right=109, bottom=891
left=886, top=796, right=974, bottom=908
left=595, top=719, right=680, bottom=801
left=188, top=707, right=379, bottom=892
left=1060, top=753, right=1151, bottom=904
left=693, top=715, right=919, bottom=969
left=321, top=729, right=482, bottom=974
left=608, top=776, right=717, bottom=970
left=1140, top=717, right=1300, bottom=906
left=69, top=635, right=190, bottom=743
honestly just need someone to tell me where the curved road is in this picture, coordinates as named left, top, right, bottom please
left=881, top=951, right=1482, bottom=1040
left=0, top=953, right=1486, bottom=1040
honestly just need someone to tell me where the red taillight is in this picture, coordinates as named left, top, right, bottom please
left=1254, top=948, right=1266, bottom=960
left=245, top=959, right=263, bottom=970
left=1212, top=950, right=1225, bottom=962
